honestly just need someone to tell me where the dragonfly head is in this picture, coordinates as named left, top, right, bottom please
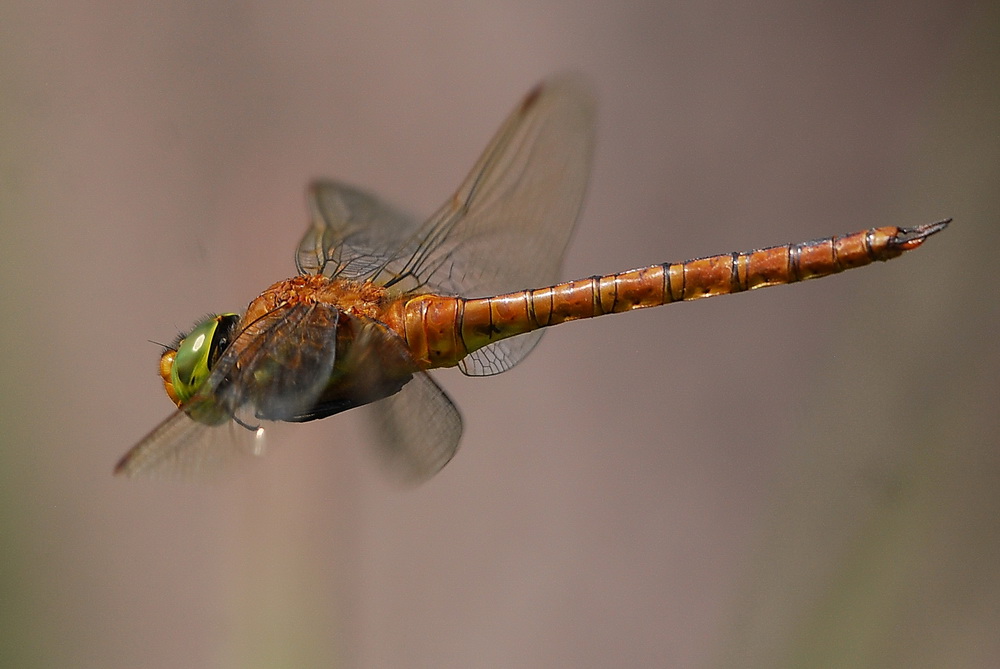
left=161, top=313, right=241, bottom=406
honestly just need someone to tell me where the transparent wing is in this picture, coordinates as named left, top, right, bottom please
left=114, top=409, right=267, bottom=481
left=364, top=369, right=462, bottom=485
left=219, top=303, right=341, bottom=422
left=298, top=74, right=596, bottom=375
left=296, top=180, right=421, bottom=278
left=116, top=303, right=341, bottom=479
left=380, top=75, right=595, bottom=298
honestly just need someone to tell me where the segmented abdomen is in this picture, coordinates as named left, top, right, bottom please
left=391, top=222, right=948, bottom=370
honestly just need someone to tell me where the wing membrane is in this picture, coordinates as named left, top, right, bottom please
left=298, top=75, right=596, bottom=374
left=297, top=180, right=420, bottom=279
left=114, top=409, right=267, bottom=480
left=225, top=304, right=340, bottom=422
left=364, top=369, right=462, bottom=485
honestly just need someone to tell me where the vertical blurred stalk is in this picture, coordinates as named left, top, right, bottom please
left=218, top=436, right=363, bottom=669
left=0, top=39, right=57, bottom=669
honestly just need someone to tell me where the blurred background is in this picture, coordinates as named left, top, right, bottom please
left=1, top=2, right=996, bottom=667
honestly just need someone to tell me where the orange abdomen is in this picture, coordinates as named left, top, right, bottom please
left=390, top=221, right=948, bottom=370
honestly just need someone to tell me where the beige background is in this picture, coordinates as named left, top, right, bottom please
left=1, top=2, right=997, bottom=668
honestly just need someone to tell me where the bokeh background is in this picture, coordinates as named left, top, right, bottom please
left=2, top=2, right=997, bottom=667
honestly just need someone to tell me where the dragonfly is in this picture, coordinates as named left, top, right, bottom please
left=115, top=75, right=949, bottom=482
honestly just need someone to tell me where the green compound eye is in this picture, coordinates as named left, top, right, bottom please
left=170, top=314, right=240, bottom=403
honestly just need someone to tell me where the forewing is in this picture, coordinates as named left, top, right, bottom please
left=364, top=370, right=462, bottom=485
left=219, top=303, right=341, bottom=422
left=114, top=408, right=266, bottom=480
left=380, top=74, right=595, bottom=298
left=297, top=75, right=595, bottom=375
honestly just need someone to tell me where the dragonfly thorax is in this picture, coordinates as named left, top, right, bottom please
left=242, top=274, right=396, bottom=326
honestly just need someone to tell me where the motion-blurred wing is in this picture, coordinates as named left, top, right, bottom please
left=114, top=409, right=266, bottom=480
left=365, top=369, right=462, bottom=485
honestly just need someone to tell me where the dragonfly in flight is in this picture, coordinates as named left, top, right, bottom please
left=115, top=75, right=949, bottom=482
